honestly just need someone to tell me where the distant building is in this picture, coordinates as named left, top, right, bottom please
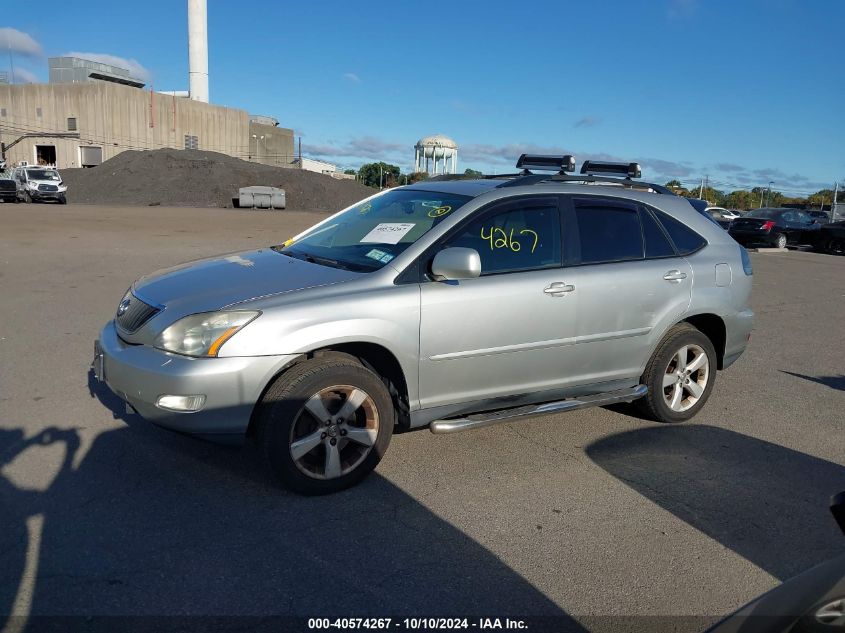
left=48, top=56, right=145, bottom=88
left=0, top=82, right=294, bottom=169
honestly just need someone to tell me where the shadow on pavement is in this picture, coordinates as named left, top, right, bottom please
left=585, top=424, right=845, bottom=581
left=0, top=374, right=586, bottom=631
left=780, top=370, right=845, bottom=392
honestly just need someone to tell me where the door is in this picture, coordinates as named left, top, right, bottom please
left=418, top=196, right=577, bottom=409
left=565, top=198, right=693, bottom=384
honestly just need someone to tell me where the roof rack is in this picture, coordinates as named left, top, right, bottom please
left=581, top=160, right=642, bottom=179
left=515, top=154, right=575, bottom=175
left=424, top=156, right=674, bottom=196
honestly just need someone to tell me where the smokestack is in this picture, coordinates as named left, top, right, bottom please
left=188, top=0, right=209, bottom=103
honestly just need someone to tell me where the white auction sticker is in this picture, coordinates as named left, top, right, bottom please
left=360, top=223, right=415, bottom=245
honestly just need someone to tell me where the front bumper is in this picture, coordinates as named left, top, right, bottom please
left=30, top=190, right=65, bottom=200
left=94, top=321, right=298, bottom=436
left=729, top=230, right=776, bottom=246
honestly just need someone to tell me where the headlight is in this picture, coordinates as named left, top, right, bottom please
left=154, top=311, right=260, bottom=357
left=27, top=182, right=38, bottom=189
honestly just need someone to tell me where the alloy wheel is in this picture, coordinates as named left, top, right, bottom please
left=662, top=344, right=710, bottom=413
left=288, top=385, right=379, bottom=480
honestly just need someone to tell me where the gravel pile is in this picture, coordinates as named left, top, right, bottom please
left=61, top=148, right=373, bottom=212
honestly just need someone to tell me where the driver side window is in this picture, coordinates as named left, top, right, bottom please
left=445, top=200, right=562, bottom=275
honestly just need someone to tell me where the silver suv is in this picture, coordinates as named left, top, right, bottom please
left=93, top=155, right=754, bottom=495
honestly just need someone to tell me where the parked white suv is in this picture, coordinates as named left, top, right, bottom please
left=13, top=166, right=68, bottom=204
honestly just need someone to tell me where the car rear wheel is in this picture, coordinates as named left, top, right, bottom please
left=829, top=239, right=845, bottom=256
left=256, top=353, right=394, bottom=495
left=637, top=323, right=717, bottom=423
left=775, top=233, right=787, bottom=249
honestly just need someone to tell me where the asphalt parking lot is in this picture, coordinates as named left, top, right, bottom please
left=1, top=203, right=844, bottom=631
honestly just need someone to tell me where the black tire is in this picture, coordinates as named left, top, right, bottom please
left=775, top=233, right=787, bottom=249
left=256, top=353, right=394, bottom=495
left=58, top=195, right=67, bottom=205
left=830, top=239, right=845, bottom=256
left=636, top=323, right=717, bottom=423
left=25, top=191, right=33, bottom=203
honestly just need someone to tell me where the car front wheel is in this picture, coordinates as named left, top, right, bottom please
left=256, top=353, right=394, bottom=495
left=775, top=233, right=787, bottom=249
left=637, top=323, right=717, bottom=423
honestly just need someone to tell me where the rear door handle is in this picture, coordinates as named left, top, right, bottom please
left=663, top=270, right=687, bottom=282
left=544, top=282, right=575, bottom=296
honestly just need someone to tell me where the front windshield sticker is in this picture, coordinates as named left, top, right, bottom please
left=360, top=223, right=415, bottom=245
left=427, top=205, right=452, bottom=218
left=365, top=248, right=388, bottom=262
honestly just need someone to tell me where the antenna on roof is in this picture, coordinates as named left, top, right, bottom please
left=515, top=154, right=576, bottom=176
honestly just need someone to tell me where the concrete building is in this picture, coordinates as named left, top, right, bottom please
left=0, top=81, right=294, bottom=169
left=48, top=56, right=145, bottom=88
left=414, top=134, right=458, bottom=175
left=248, top=116, right=297, bottom=168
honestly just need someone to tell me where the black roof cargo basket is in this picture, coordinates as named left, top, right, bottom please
left=580, top=160, right=642, bottom=179
left=515, top=154, right=576, bottom=175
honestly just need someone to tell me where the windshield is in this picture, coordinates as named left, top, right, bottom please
left=274, top=188, right=472, bottom=272
left=26, top=169, right=60, bottom=181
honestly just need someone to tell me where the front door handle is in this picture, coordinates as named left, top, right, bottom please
left=663, top=270, right=688, bottom=282
left=544, top=282, right=575, bottom=296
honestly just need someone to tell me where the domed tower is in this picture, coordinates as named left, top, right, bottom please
left=414, top=134, right=458, bottom=175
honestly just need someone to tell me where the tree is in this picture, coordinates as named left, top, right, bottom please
left=343, top=169, right=356, bottom=175
left=357, top=162, right=401, bottom=188
left=464, top=168, right=483, bottom=178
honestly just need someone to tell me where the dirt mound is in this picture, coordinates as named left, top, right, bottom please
left=61, top=148, right=373, bottom=212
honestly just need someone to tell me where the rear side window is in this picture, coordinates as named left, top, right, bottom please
left=446, top=201, right=561, bottom=275
left=655, top=210, right=707, bottom=255
left=639, top=208, right=676, bottom=258
left=575, top=201, right=643, bottom=264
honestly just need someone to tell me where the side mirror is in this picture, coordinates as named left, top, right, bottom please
left=431, top=247, right=481, bottom=281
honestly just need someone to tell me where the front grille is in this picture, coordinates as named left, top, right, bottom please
left=38, top=184, right=58, bottom=192
left=116, top=294, right=160, bottom=333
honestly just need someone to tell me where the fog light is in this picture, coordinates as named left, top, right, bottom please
left=156, top=394, right=206, bottom=412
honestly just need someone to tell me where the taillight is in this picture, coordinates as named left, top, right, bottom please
left=762, top=221, right=776, bottom=231
left=740, top=246, right=753, bottom=275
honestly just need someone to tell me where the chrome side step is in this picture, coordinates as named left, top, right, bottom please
left=429, top=384, right=648, bottom=435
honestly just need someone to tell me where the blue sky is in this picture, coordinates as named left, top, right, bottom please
left=2, top=0, right=843, bottom=194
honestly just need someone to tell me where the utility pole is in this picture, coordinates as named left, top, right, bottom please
left=766, top=181, right=774, bottom=206
left=834, top=181, right=839, bottom=220
left=698, top=177, right=704, bottom=199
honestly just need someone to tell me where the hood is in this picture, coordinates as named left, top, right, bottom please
left=133, top=248, right=362, bottom=316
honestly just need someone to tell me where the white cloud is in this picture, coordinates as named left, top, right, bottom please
left=11, top=67, right=40, bottom=84
left=342, top=72, right=361, bottom=83
left=63, top=51, right=151, bottom=82
left=574, top=115, right=601, bottom=128
left=0, top=28, right=42, bottom=58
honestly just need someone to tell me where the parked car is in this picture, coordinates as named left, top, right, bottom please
left=93, top=156, right=755, bottom=494
left=707, top=491, right=845, bottom=633
left=707, top=206, right=740, bottom=221
left=12, top=165, right=68, bottom=204
left=729, top=207, right=822, bottom=249
left=686, top=198, right=731, bottom=229
left=0, top=169, right=19, bottom=203
left=815, top=220, right=845, bottom=255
